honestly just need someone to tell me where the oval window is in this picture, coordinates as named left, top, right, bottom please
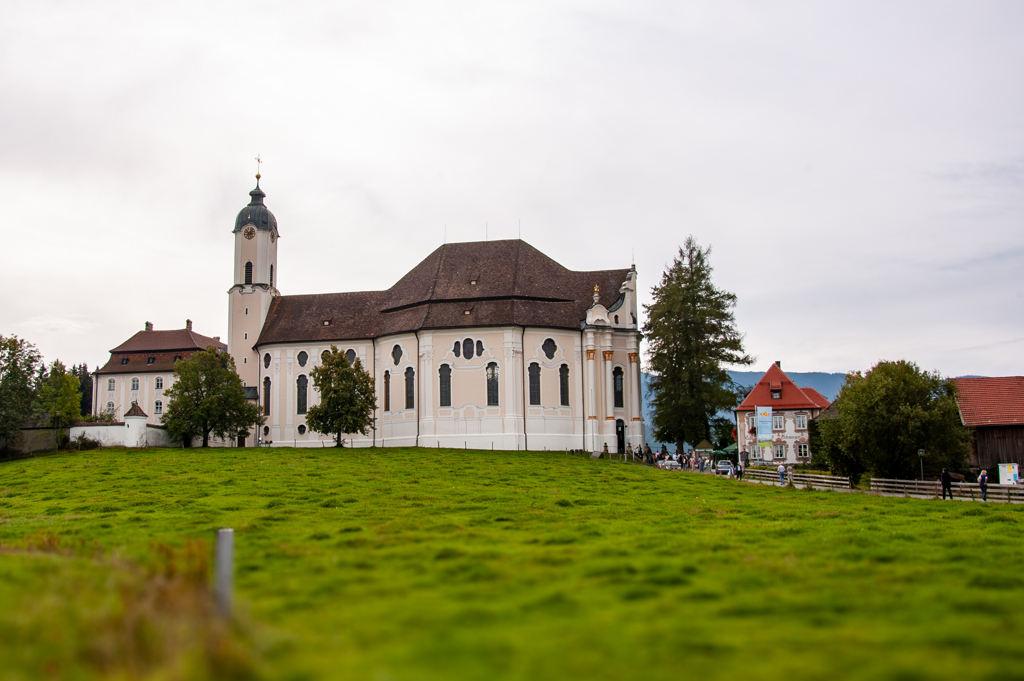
left=463, top=338, right=474, bottom=360
left=322, top=350, right=331, bottom=362
left=392, top=345, right=403, bottom=364
left=297, top=351, right=308, bottom=367
left=542, top=339, right=557, bottom=360
left=346, top=349, right=356, bottom=364
left=453, top=341, right=461, bottom=358
left=297, top=424, right=306, bottom=435
left=476, top=340, right=484, bottom=357
left=264, top=353, right=271, bottom=368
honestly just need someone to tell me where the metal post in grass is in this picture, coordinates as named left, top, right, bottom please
left=918, top=449, right=925, bottom=481
left=215, top=528, right=234, bottom=618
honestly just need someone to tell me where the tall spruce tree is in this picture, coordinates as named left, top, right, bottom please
left=36, top=360, right=82, bottom=449
left=643, top=236, right=753, bottom=449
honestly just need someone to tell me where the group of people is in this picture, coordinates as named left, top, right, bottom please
left=941, top=467, right=991, bottom=501
left=634, top=443, right=749, bottom=477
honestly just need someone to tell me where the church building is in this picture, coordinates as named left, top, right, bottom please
left=230, top=176, right=645, bottom=452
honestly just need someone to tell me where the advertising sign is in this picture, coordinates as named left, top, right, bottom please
left=756, top=406, right=773, bottom=448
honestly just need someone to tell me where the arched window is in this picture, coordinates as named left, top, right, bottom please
left=559, top=365, right=570, bottom=406
left=613, top=367, right=624, bottom=408
left=384, top=371, right=390, bottom=411
left=296, top=375, right=307, bottom=414
left=392, top=345, right=403, bottom=364
left=321, top=350, right=330, bottom=363
left=155, top=377, right=163, bottom=390
left=107, top=378, right=115, bottom=391
left=154, top=400, right=163, bottom=415
left=106, top=402, right=114, bottom=415
left=244, top=261, right=253, bottom=285
left=463, top=339, right=475, bottom=360
left=405, top=367, right=415, bottom=409
left=297, top=351, right=308, bottom=367
left=452, top=341, right=461, bottom=358
left=476, top=340, right=484, bottom=357
left=439, top=364, right=451, bottom=407
left=270, top=264, right=274, bottom=288
left=346, top=349, right=356, bottom=364
left=131, top=377, right=139, bottom=391
left=263, top=377, right=271, bottom=416
left=264, top=353, right=271, bottom=369
left=486, top=362, right=499, bottom=406
left=528, top=363, right=541, bottom=405
left=542, top=338, right=557, bottom=360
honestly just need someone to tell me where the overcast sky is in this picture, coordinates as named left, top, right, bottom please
left=2, top=1, right=1022, bottom=379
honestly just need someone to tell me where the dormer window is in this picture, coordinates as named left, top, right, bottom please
left=322, top=319, right=331, bottom=326
left=146, top=356, right=155, bottom=365
left=772, top=391, right=781, bottom=400
left=120, top=357, right=129, bottom=365
left=174, top=355, right=182, bottom=363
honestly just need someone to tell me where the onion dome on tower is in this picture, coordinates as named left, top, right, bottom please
left=233, top=174, right=279, bottom=234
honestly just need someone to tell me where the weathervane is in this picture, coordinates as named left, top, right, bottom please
left=255, top=154, right=262, bottom=182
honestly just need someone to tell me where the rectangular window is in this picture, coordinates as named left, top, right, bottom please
left=796, top=444, right=809, bottom=458
left=773, top=414, right=785, bottom=430
left=439, top=365, right=451, bottom=407
left=795, top=414, right=807, bottom=429
left=528, top=363, right=541, bottom=405
left=155, top=377, right=163, bottom=390
left=486, top=362, right=499, bottom=406
left=107, top=378, right=115, bottom=391
left=773, top=443, right=787, bottom=459
left=405, top=367, right=415, bottom=410
left=559, top=365, right=570, bottom=406
left=384, top=371, right=390, bottom=411
left=154, top=400, right=163, bottom=415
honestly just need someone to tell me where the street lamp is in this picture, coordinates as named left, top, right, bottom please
left=918, top=448, right=925, bottom=481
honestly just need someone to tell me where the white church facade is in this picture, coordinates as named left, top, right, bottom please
left=229, top=177, right=645, bottom=452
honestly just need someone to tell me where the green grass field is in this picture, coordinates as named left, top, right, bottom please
left=1, top=447, right=1021, bottom=681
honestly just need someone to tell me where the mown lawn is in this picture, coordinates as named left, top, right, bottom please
left=0, top=447, right=1021, bottom=681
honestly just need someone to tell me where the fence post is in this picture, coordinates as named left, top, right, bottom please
left=215, top=528, right=234, bottom=618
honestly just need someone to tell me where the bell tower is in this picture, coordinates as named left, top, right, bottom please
left=227, top=170, right=280, bottom=389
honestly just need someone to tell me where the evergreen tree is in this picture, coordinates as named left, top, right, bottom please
left=810, top=360, right=968, bottom=480
left=36, top=359, right=82, bottom=449
left=162, top=347, right=262, bottom=447
left=71, top=363, right=92, bottom=416
left=0, top=335, right=41, bottom=455
left=305, top=346, right=376, bottom=447
left=642, top=236, right=753, bottom=450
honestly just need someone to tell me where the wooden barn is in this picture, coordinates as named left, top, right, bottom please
left=953, top=377, right=1024, bottom=470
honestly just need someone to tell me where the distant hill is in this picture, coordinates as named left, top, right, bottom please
left=640, top=370, right=846, bottom=452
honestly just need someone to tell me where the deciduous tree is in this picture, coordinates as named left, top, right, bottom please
left=305, top=346, right=376, bottom=447
left=643, top=236, right=753, bottom=450
left=162, top=347, right=262, bottom=447
left=809, top=360, right=968, bottom=480
left=36, top=360, right=82, bottom=449
left=0, top=335, right=41, bottom=454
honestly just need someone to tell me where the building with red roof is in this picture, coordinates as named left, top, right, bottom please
left=93, top=320, right=226, bottom=426
left=953, top=377, right=1024, bottom=469
left=734, top=362, right=831, bottom=464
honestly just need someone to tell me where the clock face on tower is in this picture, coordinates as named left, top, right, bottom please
left=243, top=226, right=256, bottom=240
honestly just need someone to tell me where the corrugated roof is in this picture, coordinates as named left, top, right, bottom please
left=256, top=239, right=631, bottom=345
left=735, top=364, right=831, bottom=412
left=953, top=377, right=1024, bottom=427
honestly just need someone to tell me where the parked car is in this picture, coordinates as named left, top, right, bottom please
left=657, top=459, right=682, bottom=471
left=715, top=460, right=734, bottom=475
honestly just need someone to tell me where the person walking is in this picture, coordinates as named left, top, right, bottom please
left=979, top=469, right=989, bottom=502
left=777, top=463, right=786, bottom=485
left=736, top=461, right=744, bottom=481
left=941, top=468, right=953, bottom=500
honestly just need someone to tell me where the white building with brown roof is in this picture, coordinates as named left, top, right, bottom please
left=93, top=320, right=226, bottom=425
left=228, top=177, right=645, bottom=452
left=734, top=362, right=831, bottom=464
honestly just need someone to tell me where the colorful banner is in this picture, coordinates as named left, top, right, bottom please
left=756, top=406, right=772, bottom=448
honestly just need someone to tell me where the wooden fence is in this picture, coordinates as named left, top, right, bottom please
left=870, top=478, right=1024, bottom=503
left=743, top=468, right=852, bottom=490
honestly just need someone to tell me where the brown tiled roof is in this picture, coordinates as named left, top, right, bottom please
left=953, top=377, right=1024, bottom=427
left=111, top=328, right=226, bottom=353
left=124, top=403, right=148, bottom=418
left=257, top=240, right=630, bottom=345
left=735, top=364, right=832, bottom=412
left=97, top=326, right=226, bottom=375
